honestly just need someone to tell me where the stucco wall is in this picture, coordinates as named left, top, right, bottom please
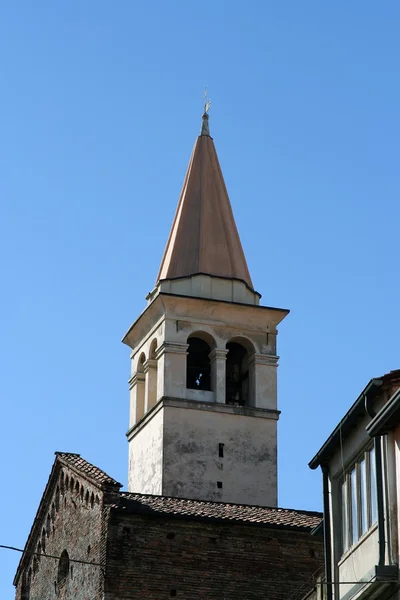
left=128, top=406, right=163, bottom=494
left=162, top=400, right=278, bottom=506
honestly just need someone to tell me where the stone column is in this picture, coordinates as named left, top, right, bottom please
left=144, top=358, right=158, bottom=412
left=128, top=372, right=145, bottom=428
left=156, top=342, right=189, bottom=400
left=248, top=354, right=279, bottom=410
left=209, top=348, right=228, bottom=404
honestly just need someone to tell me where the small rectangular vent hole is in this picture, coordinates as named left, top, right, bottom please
left=218, top=443, right=224, bottom=458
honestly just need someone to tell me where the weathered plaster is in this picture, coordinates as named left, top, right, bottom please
left=128, top=407, right=163, bottom=494
left=162, top=400, right=278, bottom=505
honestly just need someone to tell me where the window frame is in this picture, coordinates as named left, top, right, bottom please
left=340, top=445, right=377, bottom=556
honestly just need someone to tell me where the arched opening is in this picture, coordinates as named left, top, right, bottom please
left=186, top=336, right=212, bottom=391
left=21, top=568, right=32, bottom=600
left=225, top=341, right=250, bottom=405
left=146, top=339, right=158, bottom=410
left=134, top=353, right=146, bottom=421
left=46, top=514, right=51, bottom=536
left=137, top=353, right=146, bottom=373
left=57, top=550, right=69, bottom=584
left=32, top=557, right=38, bottom=576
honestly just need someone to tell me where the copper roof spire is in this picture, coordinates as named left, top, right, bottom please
left=157, top=106, right=254, bottom=290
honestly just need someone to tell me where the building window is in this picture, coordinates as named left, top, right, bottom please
left=341, top=446, right=377, bottom=554
left=186, top=337, right=211, bottom=391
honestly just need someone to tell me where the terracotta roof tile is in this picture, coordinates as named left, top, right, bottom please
left=55, top=452, right=122, bottom=488
left=119, top=492, right=322, bottom=531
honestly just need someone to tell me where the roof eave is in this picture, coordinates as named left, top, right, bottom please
left=309, top=378, right=383, bottom=470
left=366, top=387, right=400, bottom=437
left=111, top=502, right=321, bottom=533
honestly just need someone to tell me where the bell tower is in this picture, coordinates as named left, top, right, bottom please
left=123, top=109, right=289, bottom=506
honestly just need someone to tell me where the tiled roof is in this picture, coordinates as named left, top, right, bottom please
left=119, top=492, right=322, bottom=531
left=55, top=452, right=122, bottom=488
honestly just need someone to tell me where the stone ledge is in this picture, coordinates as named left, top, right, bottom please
left=126, top=396, right=280, bottom=441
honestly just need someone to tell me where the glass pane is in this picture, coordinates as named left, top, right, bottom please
left=342, top=479, right=349, bottom=553
left=360, top=458, right=368, bottom=535
left=370, top=446, right=377, bottom=525
left=351, top=468, right=358, bottom=543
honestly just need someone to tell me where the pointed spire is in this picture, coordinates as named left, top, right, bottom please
left=156, top=111, right=254, bottom=290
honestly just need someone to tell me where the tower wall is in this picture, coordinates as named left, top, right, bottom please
left=162, top=399, right=278, bottom=506
left=125, top=293, right=287, bottom=506
left=128, top=407, right=164, bottom=495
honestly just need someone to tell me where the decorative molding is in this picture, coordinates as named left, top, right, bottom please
left=249, top=354, right=279, bottom=367
left=143, top=358, right=157, bottom=374
left=126, top=396, right=280, bottom=441
left=208, top=348, right=228, bottom=361
left=128, top=372, right=145, bottom=389
left=155, top=341, right=189, bottom=359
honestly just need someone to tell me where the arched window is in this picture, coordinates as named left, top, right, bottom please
left=226, top=342, right=249, bottom=405
left=186, top=337, right=211, bottom=391
left=57, top=550, right=69, bottom=584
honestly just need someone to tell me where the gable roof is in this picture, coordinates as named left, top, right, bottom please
left=157, top=116, right=254, bottom=289
left=118, top=492, right=322, bottom=531
left=55, top=452, right=122, bottom=488
left=14, top=452, right=122, bottom=586
left=309, top=369, right=400, bottom=469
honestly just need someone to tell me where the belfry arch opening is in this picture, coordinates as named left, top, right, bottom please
left=186, top=334, right=213, bottom=391
left=225, top=340, right=252, bottom=406
left=147, top=339, right=158, bottom=410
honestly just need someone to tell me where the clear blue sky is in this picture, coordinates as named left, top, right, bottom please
left=1, top=2, right=400, bottom=596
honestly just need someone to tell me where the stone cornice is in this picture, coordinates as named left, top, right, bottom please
left=143, top=358, right=157, bottom=373
left=248, top=354, right=279, bottom=367
left=155, top=341, right=189, bottom=359
left=129, top=372, right=145, bottom=388
left=126, top=395, right=280, bottom=441
left=209, top=348, right=228, bottom=361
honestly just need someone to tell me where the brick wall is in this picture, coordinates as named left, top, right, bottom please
left=16, top=466, right=104, bottom=600
left=105, top=511, right=324, bottom=600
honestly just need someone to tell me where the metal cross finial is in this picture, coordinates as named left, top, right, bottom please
left=201, top=88, right=211, bottom=136
left=203, top=88, right=211, bottom=115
